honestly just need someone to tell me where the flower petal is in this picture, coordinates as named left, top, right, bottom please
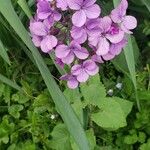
left=71, top=65, right=82, bottom=75
left=106, top=30, right=124, bottom=43
left=55, top=44, right=69, bottom=58
left=67, top=78, right=79, bottom=89
left=96, top=37, right=110, bottom=55
left=77, top=70, right=89, bottom=83
left=29, top=22, right=48, bottom=36
left=56, top=0, right=68, bottom=11
left=84, top=4, right=101, bottom=19
left=41, top=35, right=57, bottom=53
left=67, top=0, right=82, bottom=10
left=62, top=52, right=75, bottom=64
left=74, top=47, right=89, bottom=59
left=72, top=10, right=86, bottom=27
left=122, top=15, right=137, bottom=31
left=83, top=0, right=96, bottom=7
left=99, top=16, right=112, bottom=32
left=111, top=0, right=128, bottom=23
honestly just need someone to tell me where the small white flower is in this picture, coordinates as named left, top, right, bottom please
left=107, top=89, right=113, bottom=96
left=116, top=83, right=122, bottom=90
left=50, top=114, right=55, bottom=120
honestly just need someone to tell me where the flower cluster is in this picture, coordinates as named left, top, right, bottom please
left=29, top=0, right=137, bottom=89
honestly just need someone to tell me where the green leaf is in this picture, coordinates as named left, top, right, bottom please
left=71, top=129, right=96, bottom=150
left=0, top=39, right=11, bottom=65
left=80, top=74, right=106, bottom=106
left=0, top=73, right=21, bottom=91
left=8, top=104, right=24, bottom=118
left=142, top=0, right=150, bottom=12
left=0, top=1, right=90, bottom=149
left=113, top=97, right=133, bottom=117
left=17, top=0, right=32, bottom=19
left=91, top=98, right=126, bottom=130
left=48, top=124, right=72, bottom=150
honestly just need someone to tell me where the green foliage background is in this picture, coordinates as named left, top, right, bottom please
left=0, top=0, right=150, bottom=150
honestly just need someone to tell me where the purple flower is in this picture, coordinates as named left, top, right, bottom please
left=60, top=74, right=79, bottom=89
left=37, top=1, right=61, bottom=23
left=71, top=18, right=100, bottom=44
left=111, top=0, right=137, bottom=34
left=68, top=0, right=101, bottom=27
left=55, top=41, right=89, bottom=64
left=29, top=21, right=58, bottom=53
left=89, top=16, right=124, bottom=56
left=102, top=39, right=127, bottom=61
left=71, top=60, right=99, bottom=82
left=56, top=0, right=68, bottom=10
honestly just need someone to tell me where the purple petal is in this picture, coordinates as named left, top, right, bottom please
left=84, top=4, right=101, bottom=19
left=37, top=1, right=51, bottom=19
left=55, top=44, right=69, bottom=58
left=56, top=0, right=68, bottom=11
left=83, top=60, right=99, bottom=76
left=72, top=10, right=86, bottom=27
left=67, top=0, right=82, bottom=10
left=67, top=78, right=79, bottom=89
left=32, top=35, right=42, bottom=47
left=74, top=47, right=89, bottom=59
left=102, top=53, right=115, bottom=61
left=77, top=70, right=89, bottom=83
left=83, top=0, right=96, bottom=7
left=121, top=15, right=137, bottom=33
left=71, top=65, right=82, bottom=75
left=96, top=37, right=110, bottom=55
left=53, top=11, right=62, bottom=21
left=29, top=22, right=48, bottom=36
left=111, top=0, right=128, bottom=23
left=41, top=35, right=57, bottom=53
left=106, top=30, right=124, bottom=43
left=109, top=39, right=127, bottom=55
left=91, top=54, right=104, bottom=63
left=61, top=52, right=75, bottom=64
left=99, top=16, right=112, bottom=32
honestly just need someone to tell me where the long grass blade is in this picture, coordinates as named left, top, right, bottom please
left=0, top=39, right=11, bottom=65
left=113, top=0, right=140, bottom=111
left=0, top=73, right=21, bottom=91
left=142, top=0, right=150, bottom=12
left=0, top=1, right=90, bottom=149
left=17, top=0, right=32, bottom=19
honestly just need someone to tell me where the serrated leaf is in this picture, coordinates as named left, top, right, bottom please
left=80, top=74, right=106, bottom=106
left=8, top=104, right=24, bottom=118
left=91, top=98, right=126, bottom=130
left=48, top=124, right=72, bottom=150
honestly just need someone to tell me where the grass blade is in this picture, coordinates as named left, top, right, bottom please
left=17, top=0, right=32, bottom=19
left=142, top=0, right=150, bottom=12
left=0, top=39, right=11, bottom=65
left=0, top=1, right=90, bottom=149
left=0, top=73, right=21, bottom=91
left=113, top=0, right=140, bottom=111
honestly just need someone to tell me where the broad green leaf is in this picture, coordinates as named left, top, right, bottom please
left=47, top=124, right=72, bottom=150
left=113, top=97, right=133, bottom=117
left=0, top=40, right=11, bottom=65
left=0, top=1, right=90, bottom=149
left=80, top=74, right=106, bottom=106
left=91, top=98, right=126, bottom=130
